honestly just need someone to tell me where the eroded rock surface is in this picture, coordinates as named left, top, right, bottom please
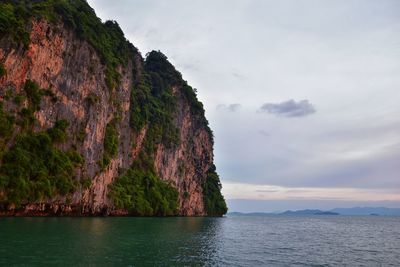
left=0, top=17, right=217, bottom=216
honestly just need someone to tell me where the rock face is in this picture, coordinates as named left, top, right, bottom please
left=0, top=2, right=225, bottom=216
left=154, top=87, right=213, bottom=216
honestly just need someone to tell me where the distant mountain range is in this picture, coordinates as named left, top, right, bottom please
left=280, top=209, right=339, bottom=215
left=330, top=207, right=400, bottom=216
left=228, top=207, right=400, bottom=216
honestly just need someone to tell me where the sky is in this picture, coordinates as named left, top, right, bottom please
left=87, top=0, right=400, bottom=212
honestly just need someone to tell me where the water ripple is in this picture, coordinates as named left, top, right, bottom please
left=0, top=216, right=399, bottom=266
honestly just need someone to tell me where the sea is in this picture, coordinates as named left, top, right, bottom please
left=1, top=215, right=399, bottom=266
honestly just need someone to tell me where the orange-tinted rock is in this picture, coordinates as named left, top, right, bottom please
left=0, top=19, right=214, bottom=216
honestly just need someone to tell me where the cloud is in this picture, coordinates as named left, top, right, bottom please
left=216, top=103, right=241, bottom=112
left=255, top=189, right=278, bottom=193
left=258, top=130, right=270, bottom=137
left=231, top=71, right=245, bottom=79
left=259, top=99, right=316, bottom=117
left=222, top=182, right=400, bottom=202
left=180, top=63, right=200, bottom=72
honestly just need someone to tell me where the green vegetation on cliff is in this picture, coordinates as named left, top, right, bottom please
left=0, top=80, right=82, bottom=206
left=0, top=128, right=78, bottom=205
left=0, top=102, right=14, bottom=142
left=116, top=51, right=226, bottom=216
left=0, top=0, right=227, bottom=216
left=109, top=153, right=178, bottom=216
left=101, top=122, right=119, bottom=168
left=129, top=64, right=179, bottom=148
left=53, top=1, right=137, bottom=89
left=144, top=51, right=211, bottom=131
left=24, top=79, right=43, bottom=111
left=110, top=51, right=218, bottom=215
left=110, top=51, right=185, bottom=214
left=0, top=0, right=138, bottom=89
left=0, top=2, right=30, bottom=48
left=129, top=50, right=213, bottom=149
left=203, top=165, right=228, bottom=216
left=0, top=63, right=6, bottom=77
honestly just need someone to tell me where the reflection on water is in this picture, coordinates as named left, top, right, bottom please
left=0, top=217, right=223, bottom=266
left=1, top=216, right=399, bottom=266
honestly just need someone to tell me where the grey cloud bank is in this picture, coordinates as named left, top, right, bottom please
left=88, top=0, right=400, bottom=211
left=259, top=99, right=316, bottom=117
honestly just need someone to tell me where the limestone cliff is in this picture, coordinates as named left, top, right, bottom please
left=0, top=1, right=227, bottom=216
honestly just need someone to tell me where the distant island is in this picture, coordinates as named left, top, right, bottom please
left=229, top=209, right=338, bottom=216
left=228, top=207, right=400, bottom=216
left=329, top=207, right=400, bottom=216
left=281, top=209, right=339, bottom=216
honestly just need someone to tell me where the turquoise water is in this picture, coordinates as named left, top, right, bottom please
left=1, top=216, right=399, bottom=266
